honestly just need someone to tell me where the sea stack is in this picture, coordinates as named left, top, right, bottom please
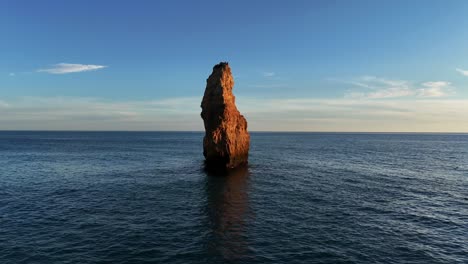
left=201, top=62, right=250, bottom=169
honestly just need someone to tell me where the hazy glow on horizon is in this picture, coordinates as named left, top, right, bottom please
left=1, top=96, right=468, bottom=132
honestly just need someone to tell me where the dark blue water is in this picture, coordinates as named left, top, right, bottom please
left=0, top=131, right=467, bottom=264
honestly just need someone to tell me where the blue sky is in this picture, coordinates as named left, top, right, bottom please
left=1, top=0, right=468, bottom=131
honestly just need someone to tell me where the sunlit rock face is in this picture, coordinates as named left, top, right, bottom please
left=201, top=62, right=250, bottom=169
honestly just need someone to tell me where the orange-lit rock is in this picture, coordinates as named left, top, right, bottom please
left=201, top=62, right=250, bottom=169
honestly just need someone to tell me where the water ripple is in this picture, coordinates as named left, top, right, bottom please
left=0, top=132, right=467, bottom=263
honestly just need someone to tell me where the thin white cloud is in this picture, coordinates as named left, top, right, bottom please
left=247, top=84, right=287, bottom=89
left=456, top=68, right=468, bottom=76
left=345, top=76, right=453, bottom=99
left=38, top=63, right=107, bottom=74
left=0, top=100, right=9, bottom=108
left=367, top=87, right=414, bottom=99
left=346, top=76, right=414, bottom=99
left=263, top=72, right=275, bottom=77
left=9, top=73, right=15, bottom=76
left=418, top=81, right=452, bottom=97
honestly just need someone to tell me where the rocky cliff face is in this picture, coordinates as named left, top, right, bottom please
left=201, top=62, right=250, bottom=169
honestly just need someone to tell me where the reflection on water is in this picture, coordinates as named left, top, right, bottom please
left=202, top=165, right=252, bottom=261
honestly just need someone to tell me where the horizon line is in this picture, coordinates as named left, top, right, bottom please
left=1, top=130, right=467, bottom=134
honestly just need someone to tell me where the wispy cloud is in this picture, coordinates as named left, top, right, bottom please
left=345, top=76, right=452, bottom=99
left=418, top=81, right=452, bottom=97
left=38, top=63, right=107, bottom=74
left=456, top=68, right=468, bottom=76
left=262, top=72, right=275, bottom=77
left=346, top=76, right=414, bottom=99
left=0, top=100, right=9, bottom=108
left=9, top=73, right=15, bottom=76
left=247, top=84, right=287, bottom=89
left=252, top=71, right=287, bottom=88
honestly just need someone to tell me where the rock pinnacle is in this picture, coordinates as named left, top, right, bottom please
left=201, top=62, right=250, bottom=169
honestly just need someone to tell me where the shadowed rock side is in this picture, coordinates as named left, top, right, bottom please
left=201, top=62, right=250, bottom=169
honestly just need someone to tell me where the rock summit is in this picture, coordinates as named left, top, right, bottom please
left=201, top=62, right=250, bottom=169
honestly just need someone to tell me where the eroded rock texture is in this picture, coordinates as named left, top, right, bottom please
left=201, top=62, right=250, bottom=169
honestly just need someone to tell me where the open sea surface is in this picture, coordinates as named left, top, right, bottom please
left=0, top=131, right=467, bottom=264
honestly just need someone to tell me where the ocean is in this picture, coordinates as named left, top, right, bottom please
left=0, top=131, right=467, bottom=264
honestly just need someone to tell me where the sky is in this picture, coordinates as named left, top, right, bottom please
left=1, top=0, right=468, bottom=132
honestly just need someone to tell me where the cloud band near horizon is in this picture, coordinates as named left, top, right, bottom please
left=1, top=96, right=467, bottom=132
